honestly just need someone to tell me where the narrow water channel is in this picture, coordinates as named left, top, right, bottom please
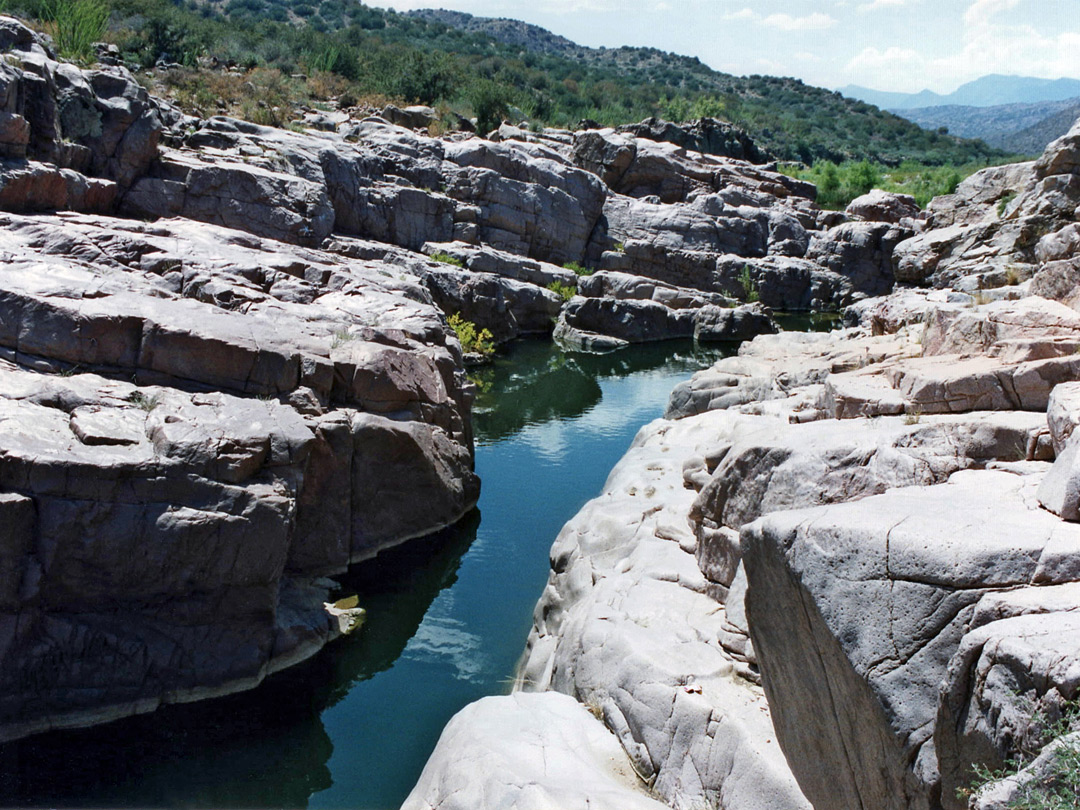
left=0, top=337, right=737, bottom=810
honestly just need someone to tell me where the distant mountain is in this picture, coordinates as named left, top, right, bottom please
left=895, top=98, right=1080, bottom=157
left=841, top=75, right=1080, bottom=110
left=996, top=100, right=1080, bottom=155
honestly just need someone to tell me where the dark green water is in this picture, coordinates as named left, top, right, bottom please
left=0, top=338, right=734, bottom=810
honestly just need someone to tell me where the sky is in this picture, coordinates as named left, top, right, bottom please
left=368, top=0, right=1080, bottom=95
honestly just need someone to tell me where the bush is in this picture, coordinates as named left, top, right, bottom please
left=448, top=312, right=495, bottom=356
left=546, top=280, right=576, bottom=301
left=739, top=265, right=759, bottom=303
left=429, top=252, right=464, bottom=267
left=563, top=261, right=593, bottom=277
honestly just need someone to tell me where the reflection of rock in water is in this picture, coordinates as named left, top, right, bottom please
left=474, top=338, right=731, bottom=443
left=316, top=512, right=481, bottom=708
left=0, top=516, right=479, bottom=809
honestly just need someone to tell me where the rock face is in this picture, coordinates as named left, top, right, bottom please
left=0, top=211, right=480, bottom=741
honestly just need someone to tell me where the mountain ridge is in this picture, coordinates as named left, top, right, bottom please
left=842, top=74, right=1080, bottom=110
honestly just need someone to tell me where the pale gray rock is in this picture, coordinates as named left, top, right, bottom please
left=1037, top=435, right=1080, bottom=519
left=517, top=413, right=812, bottom=810
left=937, top=584, right=1080, bottom=806
left=971, top=731, right=1080, bottom=810
left=845, top=189, right=920, bottom=224
left=742, top=468, right=1080, bottom=810
left=402, top=692, right=670, bottom=810
left=556, top=295, right=695, bottom=343
left=422, top=240, right=578, bottom=287
left=926, top=161, right=1035, bottom=228
left=0, top=210, right=479, bottom=742
left=694, top=302, right=778, bottom=342
left=380, top=104, right=437, bottom=131
left=1047, top=381, right=1080, bottom=453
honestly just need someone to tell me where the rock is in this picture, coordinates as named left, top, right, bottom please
left=579, top=269, right=735, bottom=309
left=517, top=413, right=812, bottom=810
left=615, top=116, right=771, bottom=164
left=1037, top=436, right=1080, bottom=519
left=380, top=104, right=437, bottom=131
left=805, top=220, right=912, bottom=300
left=556, top=295, right=694, bottom=343
left=937, top=584, right=1080, bottom=805
left=402, top=692, right=670, bottom=810
left=694, top=302, right=778, bottom=342
left=0, top=210, right=480, bottom=741
left=926, top=161, right=1035, bottom=228
left=1047, top=381, right=1080, bottom=453
left=742, top=467, right=1080, bottom=810
left=421, top=240, right=578, bottom=287
left=970, top=731, right=1080, bottom=810
left=845, top=189, right=920, bottom=223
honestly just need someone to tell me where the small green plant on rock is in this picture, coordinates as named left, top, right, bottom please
left=546, top=280, right=576, bottom=302
left=128, top=391, right=161, bottom=412
left=330, top=327, right=356, bottom=349
left=739, top=265, right=760, bottom=303
left=962, top=700, right=1080, bottom=809
left=448, top=312, right=495, bottom=357
left=563, top=261, right=594, bottom=277
left=430, top=252, right=465, bottom=268
left=998, top=191, right=1018, bottom=217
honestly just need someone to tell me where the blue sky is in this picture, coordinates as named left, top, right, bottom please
left=371, top=0, right=1080, bottom=94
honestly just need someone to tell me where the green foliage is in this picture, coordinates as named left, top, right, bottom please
left=429, top=251, right=465, bottom=267
left=41, top=0, right=109, bottom=63
left=963, top=700, right=1080, bottom=809
left=998, top=191, right=1018, bottom=216
left=781, top=158, right=1014, bottom=210
left=563, top=261, right=593, bottom=277
left=0, top=0, right=1009, bottom=165
left=448, top=312, right=495, bottom=356
left=546, top=280, right=576, bottom=301
left=739, top=265, right=759, bottom=303
left=468, top=77, right=512, bottom=133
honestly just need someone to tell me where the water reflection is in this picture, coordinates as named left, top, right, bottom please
left=473, top=338, right=731, bottom=444
left=0, top=516, right=480, bottom=810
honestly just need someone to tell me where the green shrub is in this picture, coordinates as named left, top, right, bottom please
left=962, top=700, right=1080, bottom=809
left=429, top=252, right=465, bottom=267
left=563, top=261, right=593, bottom=277
left=42, top=0, right=109, bottom=63
left=739, top=265, right=759, bottom=303
left=448, top=312, right=495, bottom=356
left=998, top=191, right=1018, bottom=216
left=546, top=280, right=576, bottom=301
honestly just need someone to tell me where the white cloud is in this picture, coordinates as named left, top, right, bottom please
left=762, top=12, right=837, bottom=31
left=721, top=7, right=756, bottom=21
left=963, top=0, right=1019, bottom=27
left=856, top=0, right=912, bottom=13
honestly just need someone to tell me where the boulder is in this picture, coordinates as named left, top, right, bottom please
left=742, top=468, right=1080, bottom=810
left=402, top=692, right=670, bottom=810
left=844, top=189, right=920, bottom=224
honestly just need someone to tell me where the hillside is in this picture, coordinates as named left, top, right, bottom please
left=13, top=0, right=1005, bottom=167
left=897, top=98, right=1080, bottom=155
left=842, top=74, right=1080, bottom=110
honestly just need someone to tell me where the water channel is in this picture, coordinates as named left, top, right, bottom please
left=0, top=332, right=822, bottom=809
